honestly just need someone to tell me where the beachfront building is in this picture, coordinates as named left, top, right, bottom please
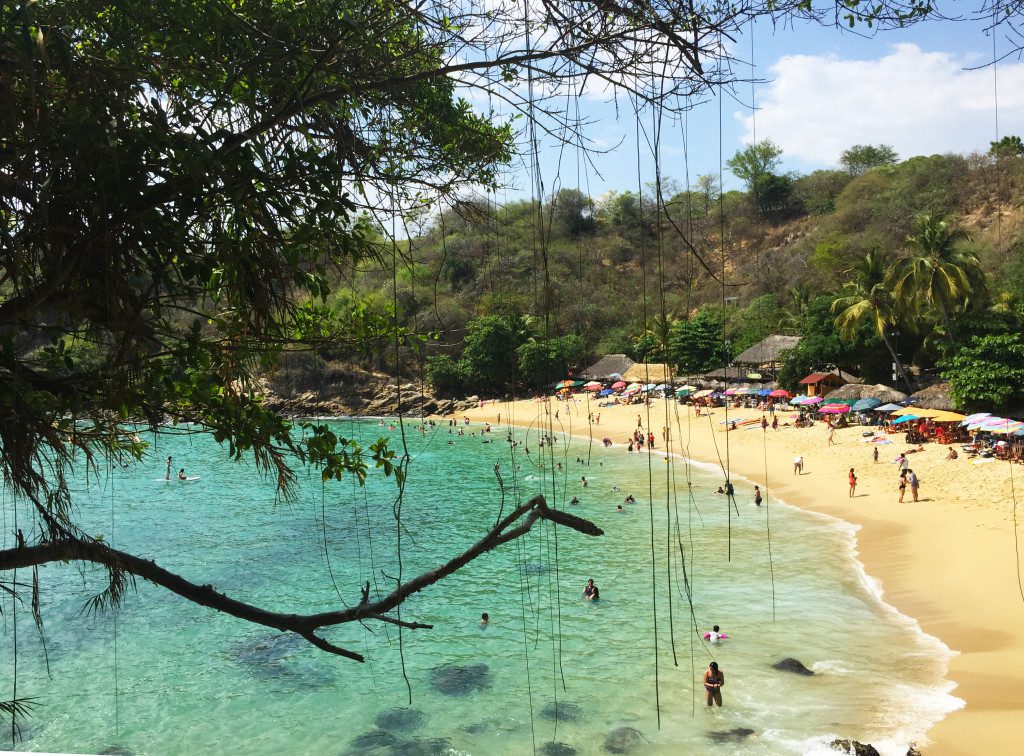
left=799, top=371, right=847, bottom=398
left=579, top=354, right=635, bottom=381
left=732, top=334, right=801, bottom=377
left=622, top=362, right=675, bottom=385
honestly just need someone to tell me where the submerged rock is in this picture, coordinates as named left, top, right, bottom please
left=772, top=658, right=815, bottom=676
left=430, top=663, right=491, bottom=696
left=829, top=739, right=881, bottom=756
left=347, top=728, right=399, bottom=752
left=708, top=727, right=756, bottom=743
left=539, top=701, right=584, bottom=722
left=99, top=748, right=135, bottom=756
left=603, top=726, right=645, bottom=753
left=375, top=708, right=425, bottom=732
left=230, top=632, right=307, bottom=666
left=540, top=742, right=578, bottom=756
left=463, top=722, right=490, bottom=735
left=388, top=737, right=453, bottom=755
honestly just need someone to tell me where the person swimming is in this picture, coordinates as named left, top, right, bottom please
left=616, top=504, right=624, bottom=513
left=480, top=612, right=489, bottom=627
left=707, top=625, right=724, bottom=643
left=624, top=494, right=636, bottom=504
left=570, top=496, right=580, bottom=506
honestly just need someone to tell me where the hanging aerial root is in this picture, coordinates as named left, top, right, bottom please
left=0, top=495, right=601, bottom=661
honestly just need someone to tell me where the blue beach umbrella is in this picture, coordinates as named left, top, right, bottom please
left=598, top=388, right=613, bottom=397
left=852, top=398, right=881, bottom=411
left=891, top=414, right=920, bottom=424
left=757, top=388, right=772, bottom=396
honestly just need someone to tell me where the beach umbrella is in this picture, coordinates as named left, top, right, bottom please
left=654, top=384, right=668, bottom=391
left=983, top=419, right=1024, bottom=433
left=736, top=387, right=758, bottom=395
left=852, top=398, right=881, bottom=411
left=874, top=403, right=904, bottom=412
left=626, top=382, right=641, bottom=391
left=800, top=396, right=823, bottom=405
left=723, top=388, right=737, bottom=396
left=611, top=381, right=627, bottom=389
left=570, top=380, right=585, bottom=387
left=789, top=396, right=805, bottom=405
left=757, top=388, right=773, bottom=396
left=818, top=406, right=847, bottom=414
left=769, top=389, right=791, bottom=398
left=675, top=388, right=691, bottom=396
left=678, top=385, right=697, bottom=391
left=607, top=373, right=623, bottom=380
left=692, top=389, right=714, bottom=398
left=598, top=388, right=613, bottom=397
left=642, top=383, right=657, bottom=392
left=960, top=412, right=991, bottom=426
left=891, top=414, right=920, bottom=424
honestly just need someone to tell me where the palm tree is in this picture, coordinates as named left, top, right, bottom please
left=831, top=248, right=915, bottom=392
left=891, top=213, right=986, bottom=348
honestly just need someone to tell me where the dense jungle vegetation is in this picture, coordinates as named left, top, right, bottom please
left=321, top=139, right=1024, bottom=409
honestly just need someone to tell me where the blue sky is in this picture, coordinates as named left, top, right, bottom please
left=504, top=12, right=1023, bottom=201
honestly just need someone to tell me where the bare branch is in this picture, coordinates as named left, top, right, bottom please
left=0, top=495, right=601, bottom=660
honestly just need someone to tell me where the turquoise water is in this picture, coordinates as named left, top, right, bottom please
left=2, top=419, right=959, bottom=755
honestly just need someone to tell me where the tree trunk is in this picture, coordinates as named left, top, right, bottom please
left=880, top=329, right=914, bottom=394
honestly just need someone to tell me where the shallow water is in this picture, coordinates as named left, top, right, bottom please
left=1, top=419, right=960, bottom=754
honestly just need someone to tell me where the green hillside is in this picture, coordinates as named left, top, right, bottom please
left=321, top=140, right=1024, bottom=410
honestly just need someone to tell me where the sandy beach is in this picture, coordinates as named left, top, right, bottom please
left=455, top=396, right=1024, bottom=755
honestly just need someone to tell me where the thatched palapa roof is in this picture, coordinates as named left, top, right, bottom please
left=826, top=383, right=908, bottom=403
left=579, top=354, right=635, bottom=380
left=732, top=335, right=801, bottom=366
left=911, top=382, right=956, bottom=411
left=622, top=362, right=675, bottom=384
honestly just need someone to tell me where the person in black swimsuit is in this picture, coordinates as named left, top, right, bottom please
left=704, top=661, right=724, bottom=707
left=583, top=579, right=600, bottom=601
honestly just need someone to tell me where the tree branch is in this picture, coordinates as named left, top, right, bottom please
left=0, top=495, right=601, bottom=661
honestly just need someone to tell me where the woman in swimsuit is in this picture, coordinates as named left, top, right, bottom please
left=704, top=661, right=724, bottom=707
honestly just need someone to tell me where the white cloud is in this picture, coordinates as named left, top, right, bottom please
left=738, top=43, right=1024, bottom=167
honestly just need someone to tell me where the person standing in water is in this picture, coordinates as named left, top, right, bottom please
left=753, top=486, right=763, bottom=507
left=704, top=661, right=724, bottom=707
left=583, top=579, right=600, bottom=600
left=165, top=455, right=172, bottom=480
left=480, top=612, right=489, bottom=627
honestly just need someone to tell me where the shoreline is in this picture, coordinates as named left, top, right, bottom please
left=449, top=396, right=1024, bottom=755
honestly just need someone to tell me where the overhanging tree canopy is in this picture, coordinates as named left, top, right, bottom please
left=0, top=0, right=973, bottom=687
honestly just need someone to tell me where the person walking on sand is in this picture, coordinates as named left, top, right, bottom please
left=704, top=661, right=724, bottom=707
left=828, top=426, right=836, bottom=445
left=898, top=474, right=907, bottom=503
left=772, top=415, right=778, bottom=430
left=908, top=469, right=920, bottom=501
left=873, top=446, right=879, bottom=464
left=848, top=468, right=857, bottom=497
